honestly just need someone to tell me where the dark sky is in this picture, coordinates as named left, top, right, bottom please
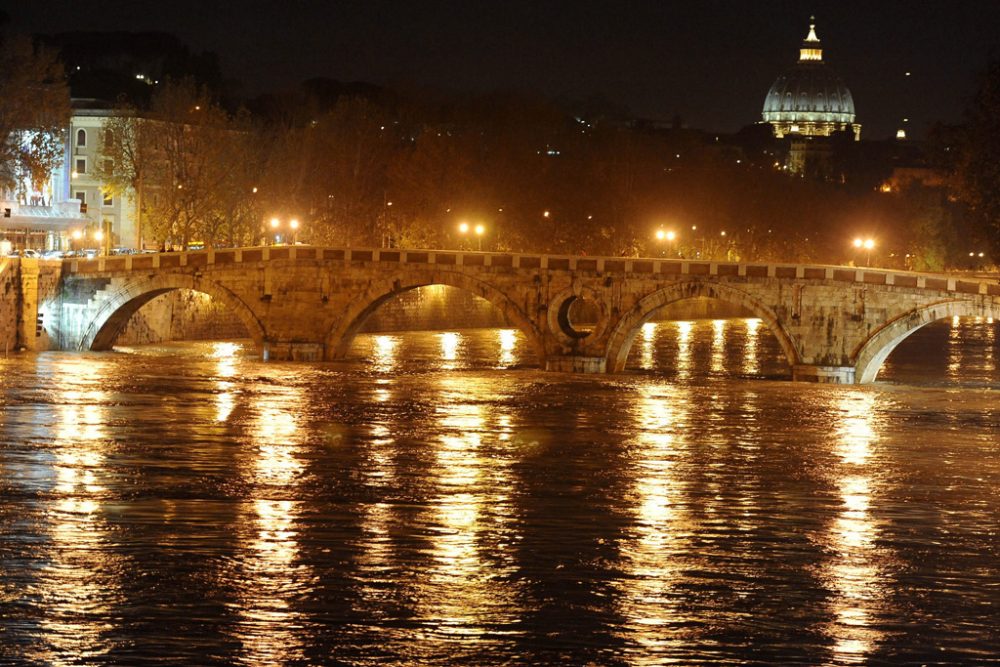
left=10, top=1, right=1000, bottom=139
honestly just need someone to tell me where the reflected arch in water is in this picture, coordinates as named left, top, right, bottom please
left=604, top=281, right=800, bottom=373
left=79, top=273, right=264, bottom=352
left=854, top=299, right=1000, bottom=383
left=325, top=273, right=546, bottom=363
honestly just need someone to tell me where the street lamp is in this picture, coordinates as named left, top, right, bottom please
left=457, top=221, right=485, bottom=250
left=289, top=218, right=300, bottom=244
left=654, top=228, right=678, bottom=257
left=853, top=237, right=875, bottom=266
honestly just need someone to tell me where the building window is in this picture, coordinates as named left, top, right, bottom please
left=75, top=158, right=87, bottom=175
left=75, top=191, right=86, bottom=203
left=103, top=191, right=113, bottom=206
left=77, top=129, right=87, bottom=147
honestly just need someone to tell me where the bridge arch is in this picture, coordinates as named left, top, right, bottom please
left=78, top=273, right=266, bottom=353
left=603, top=280, right=800, bottom=373
left=325, top=271, right=546, bottom=364
left=854, top=298, right=1000, bottom=383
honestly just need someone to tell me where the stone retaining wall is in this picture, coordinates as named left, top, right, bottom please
left=0, top=259, right=18, bottom=353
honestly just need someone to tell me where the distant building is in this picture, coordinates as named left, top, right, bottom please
left=1, top=103, right=140, bottom=252
left=761, top=18, right=861, bottom=176
left=762, top=18, right=861, bottom=141
left=52, top=103, right=140, bottom=250
left=0, top=129, right=89, bottom=252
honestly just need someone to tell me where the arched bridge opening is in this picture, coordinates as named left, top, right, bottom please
left=326, top=276, right=546, bottom=369
left=618, top=300, right=790, bottom=380
left=854, top=300, right=1000, bottom=384
left=77, top=275, right=265, bottom=355
left=604, top=282, right=800, bottom=378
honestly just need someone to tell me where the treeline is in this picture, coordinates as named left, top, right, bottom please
left=4, top=19, right=998, bottom=268
left=103, top=77, right=989, bottom=269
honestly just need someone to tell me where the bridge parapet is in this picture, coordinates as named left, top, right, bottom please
left=64, top=246, right=1000, bottom=297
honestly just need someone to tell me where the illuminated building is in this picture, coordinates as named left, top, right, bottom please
left=761, top=18, right=861, bottom=143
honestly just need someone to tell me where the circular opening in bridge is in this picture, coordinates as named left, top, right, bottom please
left=557, top=295, right=600, bottom=339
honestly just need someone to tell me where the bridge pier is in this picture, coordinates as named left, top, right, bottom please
left=791, top=364, right=856, bottom=384
left=545, top=355, right=607, bottom=373
left=262, top=341, right=324, bottom=362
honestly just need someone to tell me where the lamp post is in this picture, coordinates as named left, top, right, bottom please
left=269, top=217, right=281, bottom=245
left=853, top=237, right=875, bottom=267
left=655, top=228, right=678, bottom=257
left=474, top=223, right=485, bottom=251
left=289, top=218, right=300, bottom=245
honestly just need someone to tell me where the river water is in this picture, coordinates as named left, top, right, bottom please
left=1, top=318, right=999, bottom=665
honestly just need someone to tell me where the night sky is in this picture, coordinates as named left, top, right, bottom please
left=11, top=1, right=1000, bottom=139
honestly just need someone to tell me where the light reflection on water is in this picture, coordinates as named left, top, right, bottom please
left=0, top=319, right=998, bottom=664
left=617, top=384, right=695, bottom=661
left=30, top=358, right=120, bottom=666
left=823, top=392, right=887, bottom=664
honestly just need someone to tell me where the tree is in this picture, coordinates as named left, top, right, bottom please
left=98, top=101, right=156, bottom=247
left=0, top=35, right=70, bottom=197
left=957, top=58, right=1000, bottom=261
left=100, top=79, right=261, bottom=248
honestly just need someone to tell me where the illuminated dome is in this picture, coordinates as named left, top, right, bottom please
left=762, top=19, right=861, bottom=140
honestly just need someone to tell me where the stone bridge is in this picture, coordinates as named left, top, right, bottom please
left=18, top=246, right=1000, bottom=383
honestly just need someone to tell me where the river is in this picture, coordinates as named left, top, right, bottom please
left=1, top=317, right=998, bottom=665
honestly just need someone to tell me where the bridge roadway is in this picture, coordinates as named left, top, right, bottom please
left=17, top=245, right=1000, bottom=384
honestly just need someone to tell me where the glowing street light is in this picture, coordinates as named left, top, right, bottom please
left=457, top=221, right=485, bottom=250
left=654, top=228, right=678, bottom=257
left=853, top=237, right=876, bottom=266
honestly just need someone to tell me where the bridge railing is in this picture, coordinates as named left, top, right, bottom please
left=61, top=245, right=1000, bottom=297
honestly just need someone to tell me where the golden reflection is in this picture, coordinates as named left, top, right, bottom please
left=640, top=322, right=657, bottom=370
left=675, top=321, right=693, bottom=378
left=213, top=342, right=239, bottom=422
left=439, top=331, right=461, bottom=369
left=618, top=383, right=693, bottom=657
left=373, top=334, right=398, bottom=372
left=235, top=382, right=310, bottom=665
left=948, top=317, right=962, bottom=378
left=497, top=328, right=518, bottom=367
left=743, top=318, right=761, bottom=375
left=235, top=496, right=307, bottom=666
left=985, top=320, right=996, bottom=373
left=408, top=376, right=519, bottom=653
left=822, top=392, right=886, bottom=662
left=33, top=358, right=118, bottom=666
left=710, top=319, right=726, bottom=373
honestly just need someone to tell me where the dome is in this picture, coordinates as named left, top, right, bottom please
left=761, top=19, right=861, bottom=140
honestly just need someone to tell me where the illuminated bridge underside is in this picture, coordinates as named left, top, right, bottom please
left=26, top=246, right=1000, bottom=384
